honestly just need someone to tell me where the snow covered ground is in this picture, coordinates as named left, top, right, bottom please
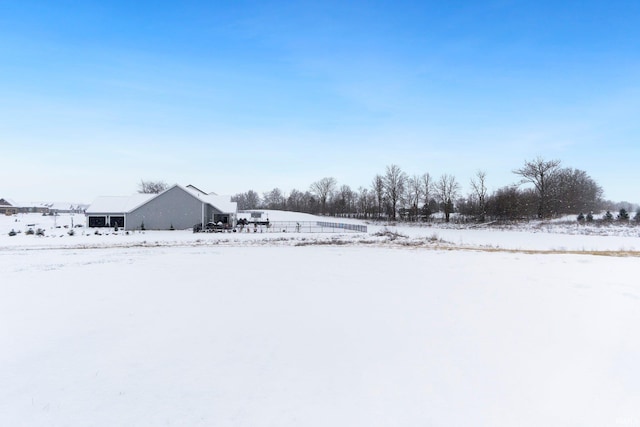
left=2, top=213, right=640, bottom=426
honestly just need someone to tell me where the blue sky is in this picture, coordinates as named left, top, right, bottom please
left=1, top=0, right=639, bottom=204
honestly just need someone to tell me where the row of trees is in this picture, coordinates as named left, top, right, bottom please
left=230, top=157, right=610, bottom=222
left=578, top=209, right=640, bottom=223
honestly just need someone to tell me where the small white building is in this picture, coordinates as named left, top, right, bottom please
left=85, top=184, right=237, bottom=230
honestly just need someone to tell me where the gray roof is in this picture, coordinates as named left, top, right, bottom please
left=86, top=185, right=237, bottom=215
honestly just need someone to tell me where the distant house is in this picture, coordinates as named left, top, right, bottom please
left=0, top=198, right=50, bottom=215
left=0, top=199, right=18, bottom=215
left=41, top=202, right=88, bottom=214
left=85, top=184, right=237, bottom=230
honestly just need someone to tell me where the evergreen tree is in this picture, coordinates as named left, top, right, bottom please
left=618, top=208, right=630, bottom=221
left=577, top=212, right=585, bottom=222
left=586, top=212, right=594, bottom=222
left=603, top=211, right=614, bottom=222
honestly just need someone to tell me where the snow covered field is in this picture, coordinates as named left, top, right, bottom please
left=2, top=213, right=640, bottom=426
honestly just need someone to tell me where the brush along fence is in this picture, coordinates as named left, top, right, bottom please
left=235, top=221, right=367, bottom=233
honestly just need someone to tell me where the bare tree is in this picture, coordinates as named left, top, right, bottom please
left=356, top=187, right=374, bottom=219
left=486, top=185, right=536, bottom=220
left=138, top=180, right=168, bottom=194
left=470, top=170, right=488, bottom=221
left=371, top=174, right=385, bottom=219
left=231, top=190, right=260, bottom=210
left=232, top=190, right=261, bottom=210
left=334, top=184, right=355, bottom=216
left=262, top=188, right=286, bottom=210
left=407, top=175, right=423, bottom=221
left=421, top=172, right=434, bottom=220
left=547, top=168, right=603, bottom=214
left=513, top=157, right=561, bottom=218
left=285, top=190, right=318, bottom=214
left=435, top=174, right=460, bottom=222
left=383, top=164, right=407, bottom=220
left=244, top=190, right=261, bottom=210
left=286, top=189, right=305, bottom=213
left=310, top=177, right=337, bottom=215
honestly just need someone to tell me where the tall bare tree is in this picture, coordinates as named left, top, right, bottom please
left=547, top=168, right=603, bottom=214
left=138, top=180, right=168, bottom=194
left=263, top=188, right=286, bottom=210
left=356, top=187, right=374, bottom=219
left=470, top=170, right=488, bottom=221
left=513, top=157, right=561, bottom=218
left=371, top=174, right=385, bottom=219
left=231, top=190, right=261, bottom=210
left=310, top=177, right=337, bottom=215
left=421, top=172, right=434, bottom=219
left=383, top=164, right=407, bottom=220
left=286, top=189, right=305, bottom=212
left=335, top=184, right=355, bottom=215
left=435, top=173, right=460, bottom=222
left=407, top=174, right=423, bottom=221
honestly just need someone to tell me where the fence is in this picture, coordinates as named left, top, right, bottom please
left=235, top=221, right=367, bottom=234
left=315, top=221, right=368, bottom=233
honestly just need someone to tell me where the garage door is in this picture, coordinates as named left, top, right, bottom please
left=88, top=216, right=107, bottom=227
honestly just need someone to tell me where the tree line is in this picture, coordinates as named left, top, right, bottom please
left=139, top=157, right=635, bottom=222
left=229, top=157, right=621, bottom=222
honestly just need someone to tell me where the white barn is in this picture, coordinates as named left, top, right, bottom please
left=85, top=185, right=237, bottom=230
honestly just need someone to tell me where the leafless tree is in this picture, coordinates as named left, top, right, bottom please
left=310, top=177, right=337, bottom=215
left=262, top=188, right=286, bottom=210
left=486, top=185, right=537, bottom=220
left=290, top=190, right=318, bottom=213
left=407, top=175, right=423, bottom=221
left=470, top=170, right=488, bottom=221
left=383, top=164, right=407, bottom=220
left=231, top=190, right=261, bottom=210
left=371, top=174, right=385, bottom=219
left=547, top=168, right=603, bottom=214
left=421, top=172, right=434, bottom=219
left=138, top=180, right=168, bottom=194
left=286, top=189, right=306, bottom=213
left=435, top=173, right=460, bottom=222
left=513, top=157, right=561, bottom=218
left=334, top=184, right=355, bottom=215
left=356, top=187, right=374, bottom=219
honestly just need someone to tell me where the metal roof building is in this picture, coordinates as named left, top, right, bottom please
left=85, top=184, right=237, bottom=230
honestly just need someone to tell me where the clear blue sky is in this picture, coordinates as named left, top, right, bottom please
left=1, top=0, right=639, bottom=204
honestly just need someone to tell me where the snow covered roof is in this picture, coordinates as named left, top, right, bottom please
left=2, top=199, right=88, bottom=210
left=186, top=184, right=216, bottom=195
left=37, top=202, right=89, bottom=211
left=86, top=194, right=156, bottom=214
left=85, top=185, right=236, bottom=215
left=182, top=185, right=236, bottom=213
left=201, top=194, right=236, bottom=214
